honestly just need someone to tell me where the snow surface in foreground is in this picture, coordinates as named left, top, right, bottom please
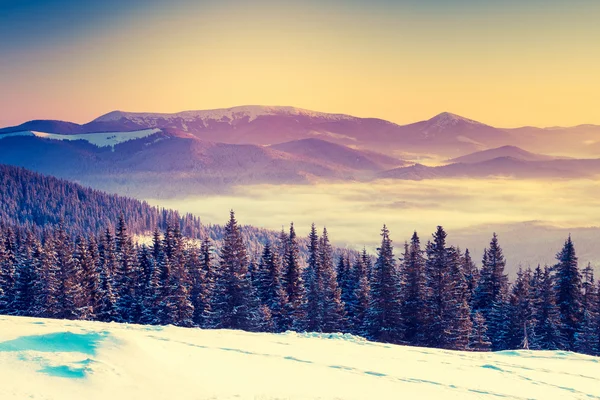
left=0, top=129, right=162, bottom=148
left=0, top=316, right=599, bottom=400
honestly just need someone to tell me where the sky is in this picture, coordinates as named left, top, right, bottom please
left=1, top=0, right=599, bottom=128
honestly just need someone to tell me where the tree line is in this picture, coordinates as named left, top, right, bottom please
left=1, top=211, right=598, bottom=355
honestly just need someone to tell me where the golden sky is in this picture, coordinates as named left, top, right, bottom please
left=1, top=0, right=599, bottom=128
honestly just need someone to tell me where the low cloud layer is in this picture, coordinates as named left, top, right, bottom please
left=147, top=178, right=600, bottom=276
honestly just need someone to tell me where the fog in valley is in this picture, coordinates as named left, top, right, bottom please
left=148, top=178, right=600, bottom=277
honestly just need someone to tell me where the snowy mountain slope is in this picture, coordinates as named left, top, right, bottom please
left=0, top=316, right=598, bottom=400
left=447, top=145, right=560, bottom=164
left=3, top=106, right=600, bottom=158
left=0, top=128, right=162, bottom=148
left=270, top=138, right=406, bottom=171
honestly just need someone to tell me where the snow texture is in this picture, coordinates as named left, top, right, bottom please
left=0, top=129, right=162, bottom=148
left=0, top=315, right=599, bottom=399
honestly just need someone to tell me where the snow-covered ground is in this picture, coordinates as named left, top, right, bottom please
left=0, top=128, right=162, bottom=148
left=0, top=316, right=598, bottom=400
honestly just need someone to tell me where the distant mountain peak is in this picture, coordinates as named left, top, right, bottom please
left=428, top=112, right=485, bottom=127
left=92, top=105, right=360, bottom=125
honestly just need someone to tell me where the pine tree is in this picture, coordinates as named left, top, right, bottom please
left=469, top=311, right=492, bottom=351
left=401, top=232, right=427, bottom=345
left=303, top=224, right=322, bottom=331
left=473, top=234, right=509, bottom=337
left=444, top=246, right=473, bottom=350
left=114, top=216, right=138, bottom=322
left=73, top=236, right=96, bottom=320
left=189, top=238, right=214, bottom=328
left=54, top=225, right=84, bottom=320
left=351, top=249, right=371, bottom=336
left=462, top=248, right=479, bottom=307
left=553, top=236, right=583, bottom=350
left=32, top=235, right=60, bottom=318
left=575, top=263, right=598, bottom=355
left=319, top=228, right=345, bottom=332
left=507, top=267, right=535, bottom=349
left=283, top=223, right=306, bottom=330
left=0, top=228, right=18, bottom=314
left=13, top=233, right=38, bottom=315
left=365, top=225, right=403, bottom=344
left=254, top=241, right=287, bottom=332
left=211, top=211, right=259, bottom=331
left=530, top=266, right=562, bottom=350
left=423, top=232, right=473, bottom=350
left=337, top=252, right=354, bottom=329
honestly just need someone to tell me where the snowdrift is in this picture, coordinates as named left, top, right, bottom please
left=0, top=315, right=598, bottom=399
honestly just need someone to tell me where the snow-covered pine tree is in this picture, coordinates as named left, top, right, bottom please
left=401, top=231, right=427, bottom=346
left=189, top=238, right=214, bottom=328
left=303, top=224, right=322, bottom=332
left=283, top=222, right=307, bottom=331
left=444, top=246, right=473, bottom=350
left=350, top=248, right=371, bottom=336
left=114, top=216, right=138, bottom=322
left=0, top=228, right=17, bottom=314
left=462, top=248, right=479, bottom=308
left=575, top=263, right=598, bottom=355
left=338, top=252, right=354, bottom=329
left=319, top=228, right=345, bottom=333
left=365, top=225, right=403, bottom=344
left=32, top=234, right=60, bottom=318
left=211, top=211, right=259, bottom=331
left=507, top=267, right=535, bottom=349
left=530, top=266, right=562, bottom=350
left=54, top=224, right=84, bottom=320
left=423, top=226, right=454, bottom=348
left=13, top=233, right=38, bottom=315
left=472, top=234, right=509, bottom=339
left=469, top=311, right=492, bottom=351
left=553, top=236, right=583, bottom=351
left=73, top=236, right=96, bottom=320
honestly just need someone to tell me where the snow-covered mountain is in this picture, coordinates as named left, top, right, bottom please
left=0, top=129, right=402, bottom=198
left=8, top=105, right=597, bottom=158
left=1, top=316, right=598, bottom=400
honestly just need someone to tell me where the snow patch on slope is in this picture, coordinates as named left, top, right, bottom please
left=0, top=129, right=162, bottom=148
left=1, top=315, right=599, bottom=400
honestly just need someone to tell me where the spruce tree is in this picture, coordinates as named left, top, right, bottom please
left=319, top=228, right=345, bottom=332
left=0, top=228, right=17, bottom=314
left=303, top=224, right=322, bottom=331
left=445, top=246, right=473, bottom=350
left=54, top=225, right=84, bottom=320
left=351, top=249, right=371, bottom=336
left=283, top=223, right=306, bottom=330
left=189, top=238, right=214, bottom=328
left=553, top=236, right=583, bottom=350
left=530, top=266, right=562, bottom=350
left=462, top=248, right=479, bottom=307
left=401, top=232, right=427, bottom=345
left=13, top=233, right=38, bottom=315
left=575, top=263, right=598, bottom=355
left=115, top=216, right=138, bottom=322
left=473, top=234, right=509, bottom=336
left=365, top=225, right=403, bottom=344
left=211, top=211, right=259, bottom=331
left=469, top=311, right=492, bottom=351
left=507, top=267, right=535, bottom=349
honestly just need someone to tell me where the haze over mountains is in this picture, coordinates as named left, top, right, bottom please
left=1, top=105, right=600, bottom=196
